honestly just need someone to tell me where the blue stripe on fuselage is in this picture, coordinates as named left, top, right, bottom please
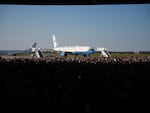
left=72, top=49, right=95, bottom=55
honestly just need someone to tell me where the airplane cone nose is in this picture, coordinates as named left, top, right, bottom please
left=88, top=49, right=95, bottom=54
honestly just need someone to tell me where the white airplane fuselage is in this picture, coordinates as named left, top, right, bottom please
left=53, top=46, right=95, bottom=56
left=54, top=46, right=91, bottom=52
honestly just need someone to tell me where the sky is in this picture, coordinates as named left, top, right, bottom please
left=0, top=4, right=150, bottom=51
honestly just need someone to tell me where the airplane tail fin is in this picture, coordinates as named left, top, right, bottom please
left=32, top=42, right=37, bottom=48
left=52, top=34, right=59, bottom=48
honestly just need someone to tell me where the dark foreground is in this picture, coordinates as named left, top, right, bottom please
left=1, top=56, right=150, bottom=113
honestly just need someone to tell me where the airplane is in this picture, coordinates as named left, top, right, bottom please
left=0, top=42, right=44, bottom=58
left=52, top=34, right=110, bottom=57
left=52, top=34, right=95, bottom=57
left=0, top=42, right=38, bottom=56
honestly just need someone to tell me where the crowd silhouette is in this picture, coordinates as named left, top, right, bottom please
left=1, top=56, right=150, bottom=113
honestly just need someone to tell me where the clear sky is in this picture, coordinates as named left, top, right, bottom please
left=0, top=4, right=150, bottom=51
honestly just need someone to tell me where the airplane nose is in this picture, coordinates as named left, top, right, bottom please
left=89, top=49, right=95, bottom=53
left=91, top=49, right=95, bottom=52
